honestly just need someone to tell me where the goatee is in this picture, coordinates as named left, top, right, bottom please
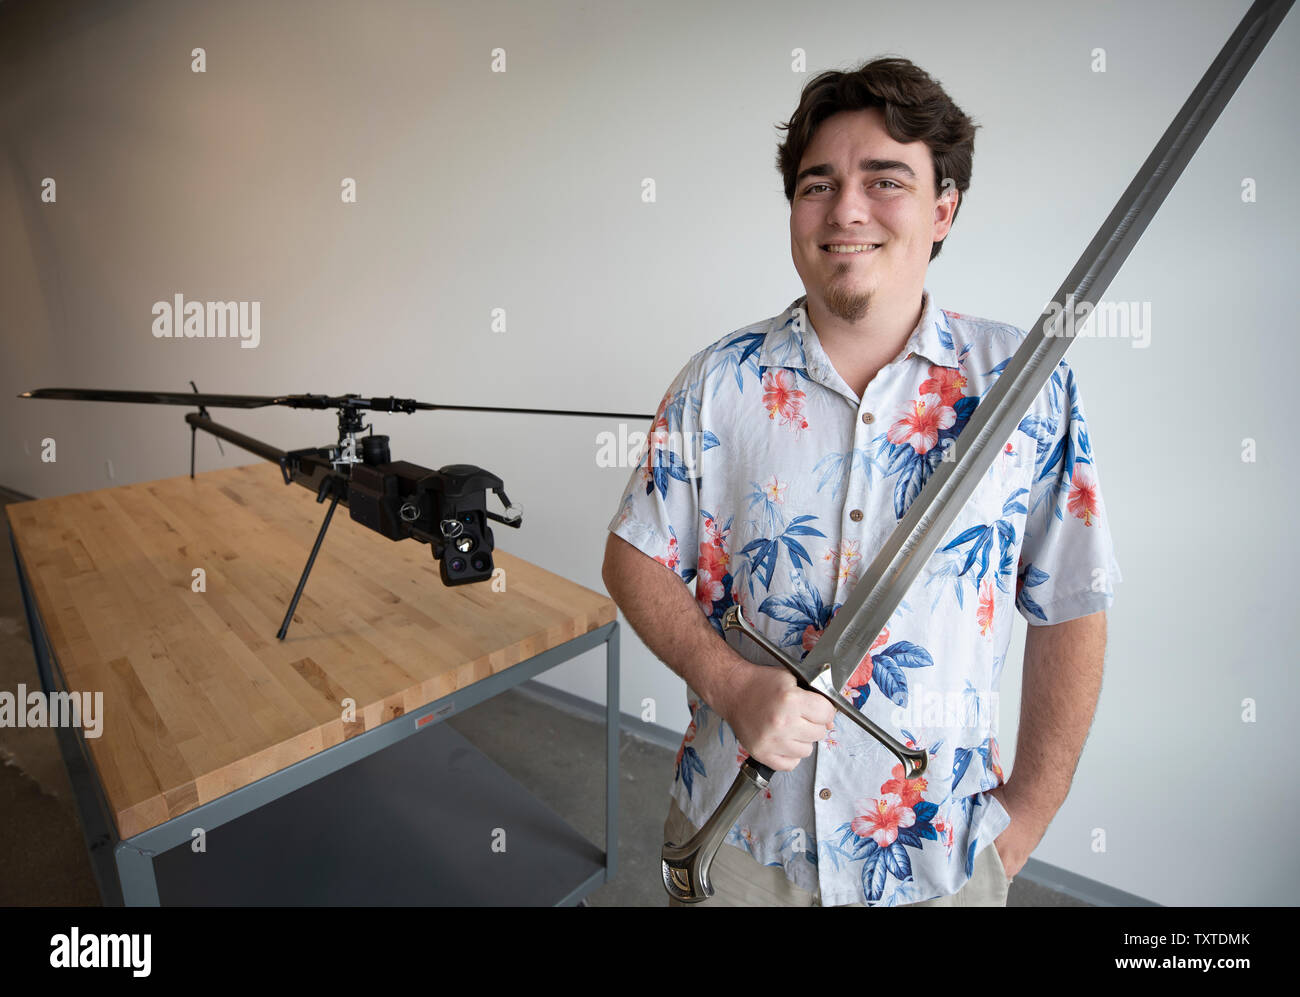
left=824, top=271, right=872, bottom=323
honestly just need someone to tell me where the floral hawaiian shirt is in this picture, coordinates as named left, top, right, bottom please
left=607, top=288, right=1121, bottom=906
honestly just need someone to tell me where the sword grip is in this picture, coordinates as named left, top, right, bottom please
left=661, top=757, right=772, bottom=903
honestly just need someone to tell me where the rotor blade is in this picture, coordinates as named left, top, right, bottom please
left=804, top=0, right=1295, bottom=694
left=18, top=387, right=657, bottom=421
left=285, top=395, right=658, bottom=419
left=20, top=387, right=286, bottom=408
left=423, top=401, right=657, bottom=421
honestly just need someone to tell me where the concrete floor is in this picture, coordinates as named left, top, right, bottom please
left=1, top=488, right=1088, bottom=907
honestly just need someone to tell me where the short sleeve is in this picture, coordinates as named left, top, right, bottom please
left=1015, top=360, right=1121, bottom=626
left=606, top=356, right=709, bottom=590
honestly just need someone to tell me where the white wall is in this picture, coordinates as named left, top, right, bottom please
left=2, top=0, right=1295, bottom=905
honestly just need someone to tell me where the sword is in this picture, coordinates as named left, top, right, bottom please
left=663, top=0, right=1295, bottom=903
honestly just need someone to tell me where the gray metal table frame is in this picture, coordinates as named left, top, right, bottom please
left=10, top=531, right=619, bottom=906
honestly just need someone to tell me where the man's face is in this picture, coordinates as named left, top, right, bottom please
left=790, top=107, right=956, bottom=324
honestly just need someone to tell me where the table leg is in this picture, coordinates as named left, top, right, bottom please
left=116, top=841, right=160, bottom=906
left=605, top=622, right=620, bottom=883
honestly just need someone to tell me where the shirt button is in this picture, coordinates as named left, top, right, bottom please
left=861, top=411, right=874, bottom=424
left=849, top=509, right=863, bottom=522
left=819, top=788, right=832, bottom=800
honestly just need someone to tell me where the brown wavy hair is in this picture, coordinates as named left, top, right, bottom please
left=775, top=57, right=979, bottom=262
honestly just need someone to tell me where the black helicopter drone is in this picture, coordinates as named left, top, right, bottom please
left=20, top=385, right=653, bottom=640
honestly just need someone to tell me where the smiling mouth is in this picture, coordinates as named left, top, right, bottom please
left=822, top=243, right=880, bottom=255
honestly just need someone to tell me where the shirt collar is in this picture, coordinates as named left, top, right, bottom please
left=760, top=288, right=959, bottom=371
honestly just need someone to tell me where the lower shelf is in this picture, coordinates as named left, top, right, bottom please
left=150, top=721, right=606, bottom=905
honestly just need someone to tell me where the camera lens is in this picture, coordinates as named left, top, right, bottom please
left=454, top=535, right=477, bottom=554
left=449, top=557, right=466, bottom=573
left=471, top=554, right=489, bottom=573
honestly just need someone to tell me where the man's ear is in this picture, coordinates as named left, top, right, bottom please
left=933, top=180, right=959, bottom=241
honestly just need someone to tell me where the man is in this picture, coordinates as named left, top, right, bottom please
left=602, top=57, right=1119, bottom=907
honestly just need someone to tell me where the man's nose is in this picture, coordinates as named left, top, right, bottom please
left=824, top=185, right=874, bottom=229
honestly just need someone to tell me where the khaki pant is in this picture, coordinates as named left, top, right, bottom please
left=664, top=798, right=1012, bottom=907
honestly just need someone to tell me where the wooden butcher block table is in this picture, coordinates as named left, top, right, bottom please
left=8, top=462, right=620, bottom=905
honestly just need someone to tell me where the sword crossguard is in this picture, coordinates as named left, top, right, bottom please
left=720, top=605, right=927, bottom=779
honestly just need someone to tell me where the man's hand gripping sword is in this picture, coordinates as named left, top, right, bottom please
left=660, top=605, right=925, bottom=903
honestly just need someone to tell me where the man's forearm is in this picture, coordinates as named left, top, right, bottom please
left=601, top=533, right=748, bottom=714
left=1004, top=610, right=1108, bottom=827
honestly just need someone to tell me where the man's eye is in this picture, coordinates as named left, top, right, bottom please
left=802, top=179, right=902, bottom=195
